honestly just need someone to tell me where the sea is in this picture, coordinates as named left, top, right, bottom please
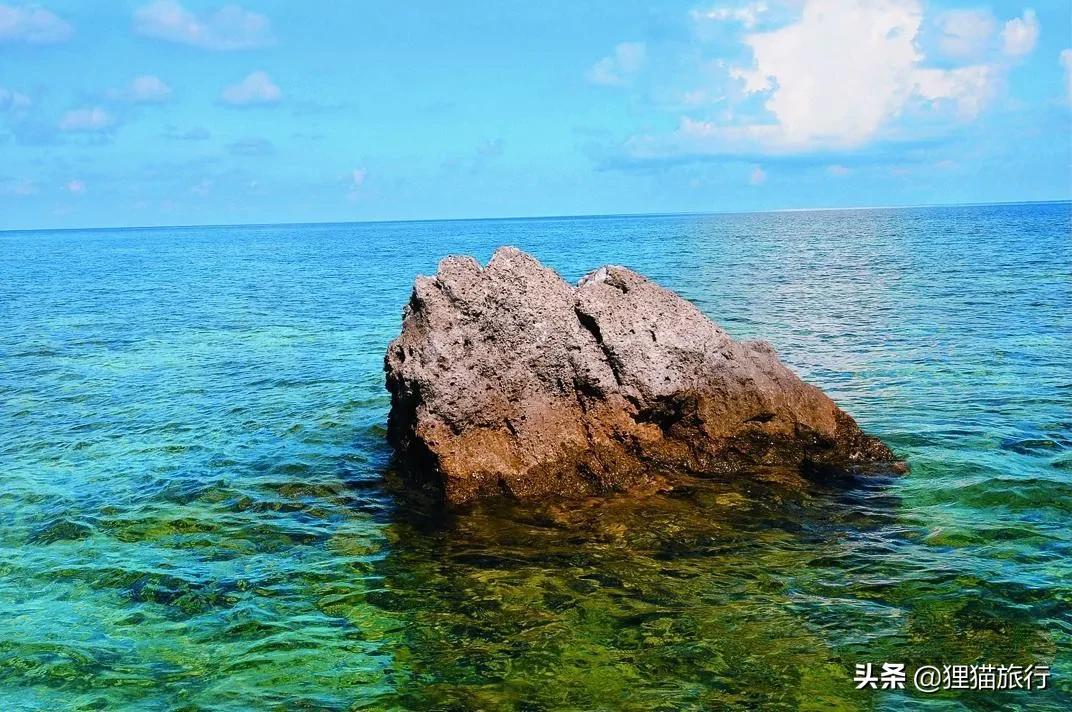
left=1, top=201, right=1070, bottom=710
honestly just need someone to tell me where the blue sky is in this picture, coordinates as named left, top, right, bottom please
left=1, top=0, right=1069, bottom=230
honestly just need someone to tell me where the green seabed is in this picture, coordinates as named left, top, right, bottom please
left=5, top=467, right=1063, bottom=710
left=369, top=475, right=1061, bottom=711
left=1, top=203, right=1069, bottom=710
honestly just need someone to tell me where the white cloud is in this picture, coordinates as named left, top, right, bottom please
left=1001, top=9, right=1039, bottom=57
left=692, top=2, right=768, bottom=29
left=729, top=0, right=995, bottom=149
left=586, top=42, right=646, bottom=86
left=1061, top=49, right=1072, bottom=102
left=913, top=65, right=994, bottom=119
left=59, top=107, right=115, bottom=132
left=676, top=117, right=779, bottom=144
left=108, top=75, right=173, bottom=103
left=749, top=165, right=767, bottom=185
left=827, top=164, right=852, bottom=176
left=681, top=89, right=710, bottom=106
left=0, top=177, right=36, bottom=195
left=613, top=0, right=1006, bottom=163
left=347, top=168, right=368, bottom=201
left=729, top=65, right=771, bottom=94
left=129, top=75, right=172, bottom=103
left=936, top=9, right=995, bottom=59
left=220, top=71, right=281, bottom=105
left=0, top=86, right=31, bottom=111
left=0, top=3, right=72, bottom=44
left=615, top=118, right=779, bottom=161
left=65, top=179, right=85, bottom=194
left=134, top=1, right=273, bottom=50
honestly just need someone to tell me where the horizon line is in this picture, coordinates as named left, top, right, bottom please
left=1, top=198, right=1069, bottom=235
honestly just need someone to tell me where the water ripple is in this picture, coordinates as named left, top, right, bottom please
left=1, top=203, right=1069, bottom=710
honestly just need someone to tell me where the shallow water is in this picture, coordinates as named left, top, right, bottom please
left=1, top=202, right=1070, bottom=710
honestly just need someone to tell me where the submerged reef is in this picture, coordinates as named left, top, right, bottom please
left=385, top=247, right=901, bottom=505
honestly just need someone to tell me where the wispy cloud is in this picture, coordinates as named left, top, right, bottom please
left=59, top=107, right=116, bottom=132
left=0, top=86, right=31, bottom=111
left=130, top=75, right=173, bottom=103
left=0, top=177, right=37, bottom=195
left=65, top=179, right=86, bottom=194
left=134, top=1, right=273, bottom=50
left=228, top=137, right=275, bottom=156
left=347, top=168, right=367, bottom=201
left=476, top=138, right=504, bottom=157
left=108, top=75, right=173, bottom=104
left=163, top=125, right=210, bottom=140
left=936, top=9, right=996, bottom=60
left=7, top=116, right=59, bottom=145
left=1061, top=49, right=1072, bottom=103
left=586, top=42, right=646, bottom=87
left=748, top=165, right=766, bottom=185
left=0, top=3, right=73, bottom=44
left=220, top=71, right=281, bottom=106
left=442, top=139, right=506, bottom=175
left=691, top=2, right=768, bottom=29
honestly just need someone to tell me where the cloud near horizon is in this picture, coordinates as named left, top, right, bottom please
left=0, top=0, right=1066, bottom=230
left=1062, top=49, right=1072, bottom=103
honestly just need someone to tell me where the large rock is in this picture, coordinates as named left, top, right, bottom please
left=385, top=247, right=899, bottom=505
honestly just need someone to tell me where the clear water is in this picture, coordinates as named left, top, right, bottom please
left=1, top=202, right=1069, bottom=711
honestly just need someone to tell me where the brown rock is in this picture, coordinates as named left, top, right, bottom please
left=385, top=247, right=900, bottom=505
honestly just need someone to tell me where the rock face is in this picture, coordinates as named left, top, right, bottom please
left=385, top=247, right=898, bottom=505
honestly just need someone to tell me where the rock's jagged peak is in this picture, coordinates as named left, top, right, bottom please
left=386, top=246, right=901, bottom=506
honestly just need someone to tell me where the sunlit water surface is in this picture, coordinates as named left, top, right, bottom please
left=1, top=202, right=1070, bottom=710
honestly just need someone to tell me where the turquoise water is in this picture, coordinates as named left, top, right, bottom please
left=1, top=202, right=1070, bottom=710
